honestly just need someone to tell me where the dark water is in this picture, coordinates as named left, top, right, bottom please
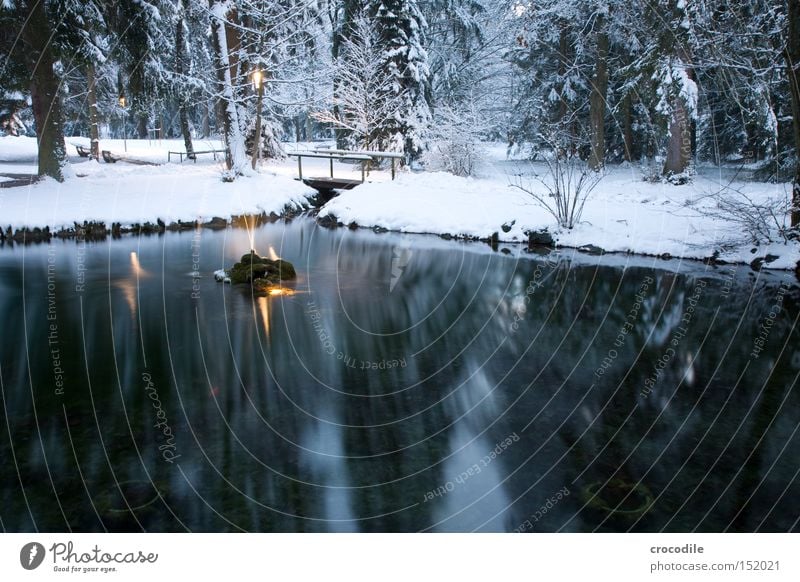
left=1, top=219, right=799, bottom=532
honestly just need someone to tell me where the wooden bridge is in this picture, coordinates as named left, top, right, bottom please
left=287, top=148, right=404, bottom=194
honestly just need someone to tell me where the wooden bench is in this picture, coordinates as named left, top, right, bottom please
left=101, top=150, right=159, bottom=166
left=75, top=145, right=91, bottom=158
left=168, top=149, right=227, bottom=163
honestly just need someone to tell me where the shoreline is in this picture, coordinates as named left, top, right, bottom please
left=3, top=210, right=798, bottom=279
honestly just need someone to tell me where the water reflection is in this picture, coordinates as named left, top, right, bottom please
left=0, top=220, right=798, bottom=532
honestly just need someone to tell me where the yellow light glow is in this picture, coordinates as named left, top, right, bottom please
left=130, top=251, right=141, bottom=274
left=118, top=95, right=126, bottom=108
left=257, top=296, right=269, bottom=336
left=252, top=69, right=263, bottom=90
left=268, top=288, right=293, bottom=296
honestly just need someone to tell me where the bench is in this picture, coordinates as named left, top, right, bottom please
left=168, top=149, right=227, bottom=163
left=101, top=150, right=159, bottom=166
left=75, top=145, right=91, bottom=158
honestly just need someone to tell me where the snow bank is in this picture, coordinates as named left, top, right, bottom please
left=0, top=161, right=315, bottom=229
left=320, top=166, right=799, bottom=270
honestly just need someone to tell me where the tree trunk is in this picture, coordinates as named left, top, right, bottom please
left=137, top=116, right=148, bottom=140
left=557, top=25, right=569, bottom=126
left=588, top=19, right=609, bottom=171
left=86, top=64, right=101, bottom=160
left=333, top=0, right=360, bottom=149
left=663, top=60, right=694, bottom=179
left=623, top=92, right=634, bottom=162
left=175, top=11, right=195, bottom=159
left=202, top=104, right=210, bottom=138
left=787, top=0, right=800, bottom=226
left=209, top=0, right=248, bottom=174
left=21, top=0, right=67, bottom=181
left=663, top=97, right=691, bottom=177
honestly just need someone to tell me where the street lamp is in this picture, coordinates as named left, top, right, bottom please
left=251, top=68, right=264, bottom=170
left=118, top=93, right=128, bottom=152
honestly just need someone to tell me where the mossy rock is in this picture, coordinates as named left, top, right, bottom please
left=226, top=251, right=296, bottom=287
left=274, top=259, right=296, bottom=279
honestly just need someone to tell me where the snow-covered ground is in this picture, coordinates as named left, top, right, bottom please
left=320, top=165, right=798, bottom=269
left=0, top=135, right=797, bottom=270
left=0, top=136, right=315, bottom=226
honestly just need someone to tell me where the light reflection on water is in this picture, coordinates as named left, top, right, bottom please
left=0, top=219, right=798, bottom=532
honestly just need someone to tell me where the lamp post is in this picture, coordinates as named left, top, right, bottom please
left=251, top=69, right=264, bottom=170
left=118, top=93, right=127, bottom=152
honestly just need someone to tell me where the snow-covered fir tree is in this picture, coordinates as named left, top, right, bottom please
left=366, top=0, right=432, bottom=159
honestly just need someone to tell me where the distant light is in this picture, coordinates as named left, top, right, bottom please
left=118, top=94, right=127, bottom=108
left=268, top=288, right=292, bottom=296
left=252, top=69, right=263, bottom=90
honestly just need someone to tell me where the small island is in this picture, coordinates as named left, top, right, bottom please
left=215, top=251, right=297, bottom=293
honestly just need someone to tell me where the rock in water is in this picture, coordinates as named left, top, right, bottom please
left=219, top=251, right=297, bottom=290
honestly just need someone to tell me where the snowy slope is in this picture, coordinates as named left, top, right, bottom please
left=319, top=166, right=799, bottom=269
left=0, top=160, right=316, bottom=229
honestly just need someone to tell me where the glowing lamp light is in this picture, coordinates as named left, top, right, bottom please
left=251, top=69, right=263, bottom=91
left=118, top=94, right=127, bottom=108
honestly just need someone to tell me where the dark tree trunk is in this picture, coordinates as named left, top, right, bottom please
left=20, top=0, right=67, bottom=181
left=294, top=117, right=302, bottom=143
left=588, top=18, right=609, bottom=171
left=202, top=103, right=211, bottom=138
left=787, top=0, right=800, bottom=226
left=623, top=92, right=634, bottom=162
left=176, top=6, right=195, bottom=159
left=332, top=0, right=360, bottom=149
left=87, top=64, right=101, bottom=160
left=137, top=116, right=148, bottom=139
left=557, top=25, right=569, bottom=126
left=663, top=97, right=691, bottom=177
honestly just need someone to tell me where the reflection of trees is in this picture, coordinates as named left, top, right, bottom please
left=2, top=230, right=799, bottom=533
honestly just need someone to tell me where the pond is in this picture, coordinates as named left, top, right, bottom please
left=1, top=218, right=798, bottom=532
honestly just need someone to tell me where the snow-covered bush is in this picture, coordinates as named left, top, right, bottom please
left=511, top=135, right=603, bottom=229
left=695, top=186, right=795, bottom=247
left=423, top=104, right=488, bottom=177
